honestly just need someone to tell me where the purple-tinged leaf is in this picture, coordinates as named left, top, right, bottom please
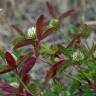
left=57, top=9, right=75, bottom=27
left=46, top=2, right=57, bottom=18
left=21, top=57, right=36, bottom=76
left=25, top=91, right=33, bottom=96
left=41, top=27, right=57, bottom=40
left=45, top=59, right=65, bottom=82
left=59, top=9, right=75, bottom=20
left=36, top=15, right=45, bottom=39
left=0, top=83, right=18, bottom=94
left=5, top=51, right=16, bottom=69
left=13, top=39, right=36, bottom=50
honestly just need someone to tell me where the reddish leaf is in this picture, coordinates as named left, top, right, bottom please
left=25, top=91, right=32, bottom=96
left=46, top=2, right=57, bottom=18
left=5, top=51, right=16, bottom=69
left=36, top=15, right=45, bottom=39
left=45, top=59, right=65, bottom=82
left=0, top=83, right=18, bottom=94
left=12, top=25, right=25, bottom=36
left=59, top=9, right=75, bottom=20
left=21, top=57, right=36, bottom=76
left=13, top=39, right=36, bottom=50
left=41, top=27, right=57, bottom=40
left=57, top=9, right=75, bottom=27
left=45, top=69, right=57, bottom=82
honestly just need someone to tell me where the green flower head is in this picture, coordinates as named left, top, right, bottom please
left=72, top=50, right=84, bottom=62
left=27, top=27, right=36, bottom=38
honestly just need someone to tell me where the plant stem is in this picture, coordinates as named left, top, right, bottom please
left=16, top=74, right=33, bottom=95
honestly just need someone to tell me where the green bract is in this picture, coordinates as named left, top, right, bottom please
left=49, top=19, right=58, bottom=27
left=72, top=50, right=84, bottom=62
left=27, top=27, right=36, bottom=38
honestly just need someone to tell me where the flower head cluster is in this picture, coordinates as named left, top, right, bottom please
left=72, top=50, right=84, bottom=62
left=27, top=27, right=36, bottom=38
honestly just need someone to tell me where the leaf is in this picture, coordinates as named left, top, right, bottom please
left=46, top=2, right=57, bottom=18
left=81, top=25, right=91, bottom=38
left=5, top=51, right=16, bottom=69
left=67, top=84, right=77, bottom=94
left=36, top=15, right=45, bottom=39
left=0, top=65, right=9, bottom=70
left=52, top=79, right=64, bottom=95
left=28, top=83, right=39, bottom=95
left=59, top=9, right=75, bottom=20
left=41, top=27, right=57, bottom=40
left=13, top=39, right=35, bottom=50
left=58, top=9, right=75, bottom=27
left=83, top=88, right=93, bottom=96
left=20, top=57, right=36, bottom=76
left=0, top=68, right=14, bottom=74
left=14, top=48, right=24, bottom=58
left=0, top=49, right=5, bottom=59
left=66, top=34, right=81, bottom=48
left=12, top=25, right=25, bottom=36
left=19, top=74, right=31, bottom=93
left=1, top=73, right=17, bottom=82
left=11, top=36, right=25, bottom=46
left=0, top=83, right=18, bottom=94
left=45, top=59, right=65, bottom=82
left=25, top=91, right=32, bottom=96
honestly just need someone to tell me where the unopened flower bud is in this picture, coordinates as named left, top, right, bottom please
left=49, top=19, right=58, bottom=27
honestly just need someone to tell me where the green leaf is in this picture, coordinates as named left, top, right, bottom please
left=81, top=25, right=91, bottom=38
left=68, top=24, right=78, bottom=34
left=11, top=36, right=25, bottom=45
left=0, top=49, right=5, bottom=59
left=83, top=88, right=93, bottom=96
left=14, top=48, right=23, bottom=58
left=52, top=79, right=64, bottom=95
left=62, top=48, right=75, bottom=58
left=67, top=84, right=77, bottom=94
left=1, top=73, right=17, bottom=82
left=0, top=65, right=8, bottom=70
left=87, top=61, right=96, bottom=70
left=28, top=83, right=39, bottom=95
left=58, top=60, right=71, bottom=73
